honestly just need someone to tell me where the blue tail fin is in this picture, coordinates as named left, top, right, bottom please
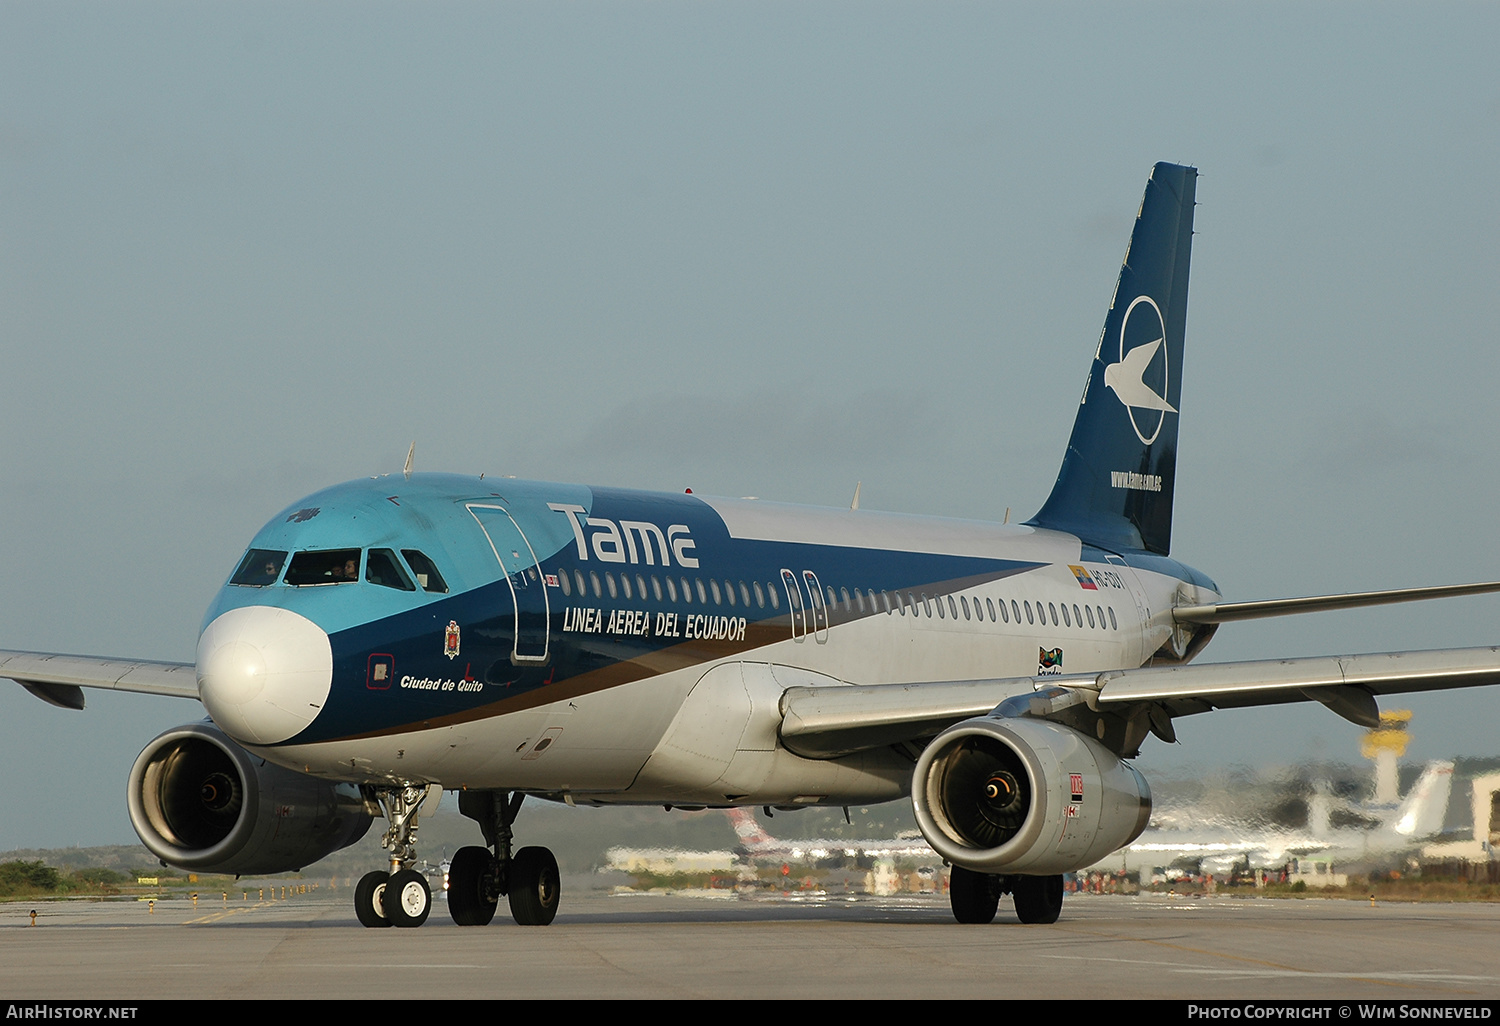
left=1027, top=162, right=1196, bottom=555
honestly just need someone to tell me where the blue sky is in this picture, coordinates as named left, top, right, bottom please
left=3, top=2, right=1498, bottom=847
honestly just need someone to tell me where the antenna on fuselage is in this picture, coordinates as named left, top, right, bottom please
left=850, top=481, right=862, bottom=510
left=403, top=442, right=415, bottom=481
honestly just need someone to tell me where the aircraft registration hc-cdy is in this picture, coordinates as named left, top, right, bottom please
left=6, top=162, right=1500, bottom=929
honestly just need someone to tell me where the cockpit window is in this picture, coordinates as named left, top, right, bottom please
left=366, top=549, right=416, bottom=591
left=230, top=549, right=288, bottom=587
left=401, top=550, right=449, bottom=593
left=285, top=549, right=362, bottom=586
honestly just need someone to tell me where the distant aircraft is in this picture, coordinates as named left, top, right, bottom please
left=6, top=162, right=1500, bottom=930
left=1122, top=760, right=1455, bottom=878
left=725, top=808, right=937, bottom=864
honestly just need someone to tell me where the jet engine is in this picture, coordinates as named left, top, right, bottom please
left=911, top=715, right=1152, bottom=875
left=128, top=722, right=372, bottom=875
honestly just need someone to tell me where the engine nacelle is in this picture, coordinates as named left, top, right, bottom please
left=128, top=722, right=372, bottom=875
left=911, top=716, right=1151, bottom=875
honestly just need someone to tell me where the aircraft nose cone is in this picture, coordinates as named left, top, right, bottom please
left=197, top=607, right=333, bottom=745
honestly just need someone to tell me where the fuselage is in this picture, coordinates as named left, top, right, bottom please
left=195, top=473, right=1221, bottom=807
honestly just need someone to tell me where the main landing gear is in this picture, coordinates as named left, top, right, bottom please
left=447, top=790, right=560, bottom=927
left=355, top=784, right=438, bottom=929
left=948, top=867, right=1065, bottom=925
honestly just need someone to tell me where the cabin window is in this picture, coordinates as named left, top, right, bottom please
left=961, top=596, right=971, bottom=620
left=230, top=549, right=288, bottom=587
left=605, top=573, right=619, bottom=598
left=1109, top=606, right=1118, bottom=630
left=709, top=579, right=721, bottom=604
left=740, top=581, right=752, bottom=607
left=853, top=589, right=864, bottom=613
left=558, top=571, right=572, bottom=597
left=1085, top=604, right=1096, bottom=629
left=753, top=581, right=766, bottom=608
left=637, top=574, right=648, bottom=600
left=696, top=579, right=708, bottom=604
left=652, top=576, right=663, bottom=601
left=681, top=577, right=694, bottom=603
left=986, top=597, right=996, bottom=622
left=1061, top=604, right=1071, bottom=627
left=666, top=577, right=678, bottom=602
left=1024, top=601, right=1034, bottom=625
left=286, top=549, right=362, bottom=586
left=590, top=571, right=603, bottom=598
left=948, top=596, right=958, bottom=619
left=620, top=574, right=633, bottom=599
left=366, top=549, right=416, bottom=591
left=1073, top=603, right=1083, bottom=628
left=767, top=584, right=780, bottom=610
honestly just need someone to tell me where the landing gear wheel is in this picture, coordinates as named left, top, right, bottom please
left=355, top=871, right=391, bottom=929
left=1013, top=874, right=1064, bottom=924
left=449, top=845, right=500, bottom=926
left=384, top=868, right=432, bottom=928
left=508, top=846, right=560, bottom=926
left=948, top=865, right=1001, bottom=924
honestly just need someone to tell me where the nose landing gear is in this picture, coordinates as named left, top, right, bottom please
left=354, top=784, right=437, bottom=929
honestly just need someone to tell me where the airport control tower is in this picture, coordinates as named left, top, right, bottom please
left=1361, top=709, right=1412, bottom=805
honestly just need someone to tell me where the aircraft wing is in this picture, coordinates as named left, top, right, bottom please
left=0, top=650, right=200, bottom=709
left=779, top=646, right=1500, bottom=759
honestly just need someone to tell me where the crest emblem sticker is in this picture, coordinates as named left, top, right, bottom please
left=444, top=621, right=461, bottom=660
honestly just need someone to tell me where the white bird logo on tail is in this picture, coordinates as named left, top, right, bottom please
left=1105, top=295, right=1175, bottom=444
left=1104, top=338, right=1177, bottom=412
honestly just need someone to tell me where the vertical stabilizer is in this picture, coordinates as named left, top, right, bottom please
left=1028, top=163, right=1196, bottom=554
left=1392, top=761, right=1454, bottom=839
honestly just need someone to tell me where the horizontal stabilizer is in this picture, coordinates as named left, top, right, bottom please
left=1172, top=580, right=1500, bottom=624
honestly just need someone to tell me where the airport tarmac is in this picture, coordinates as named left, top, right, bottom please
left=3, top=887, right=1499, bottom=1000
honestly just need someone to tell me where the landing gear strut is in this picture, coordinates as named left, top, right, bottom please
left=355, top=784, right=435, bottom=929
left=948, top=869, right=1065, bottom=925
left=450, top=790, right=561, bottom=927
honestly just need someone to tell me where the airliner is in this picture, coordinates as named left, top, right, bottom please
left=724, top=807, right=938, bottom=864
left=1122, top=760, right=1455, bottom=879
left=5, top=162, right=1499, bottom=930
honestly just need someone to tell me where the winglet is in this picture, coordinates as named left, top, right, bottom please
left=403, top=442, right=415, bottom=481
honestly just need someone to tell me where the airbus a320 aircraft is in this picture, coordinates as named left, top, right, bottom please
left=6, top=163, right=1499, bottom=929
